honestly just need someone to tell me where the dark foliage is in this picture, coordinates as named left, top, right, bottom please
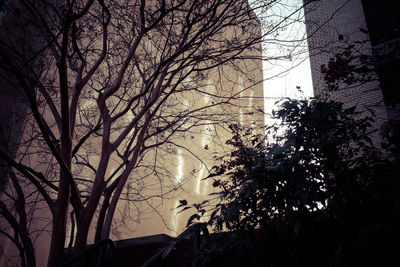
left=184, top=98, right=400, bottom=266
left=320, top=32, right=400, bottom=106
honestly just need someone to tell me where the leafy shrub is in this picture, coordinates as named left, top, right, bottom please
left=183, top=98, right=400, bottom=266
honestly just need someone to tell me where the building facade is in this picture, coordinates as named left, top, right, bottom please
left=303, top=0, right=399, bottom=139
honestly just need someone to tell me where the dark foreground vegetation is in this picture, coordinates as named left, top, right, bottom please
left=181, top=98, right=400, bottom=267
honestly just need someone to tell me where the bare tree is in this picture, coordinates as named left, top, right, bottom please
left=0, top=0, right=309, bottom=266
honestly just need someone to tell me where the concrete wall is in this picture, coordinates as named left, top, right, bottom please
left=107, top=13, right=264, bottom=240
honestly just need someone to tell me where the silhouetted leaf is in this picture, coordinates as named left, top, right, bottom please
left=187, top=214, right=201, bottom=226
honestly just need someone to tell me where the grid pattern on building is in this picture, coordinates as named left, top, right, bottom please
left=303, top=0, right=388, bottom=144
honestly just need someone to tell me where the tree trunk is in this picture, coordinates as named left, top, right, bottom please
left=47, top=15, right=72, bottom=266
left=95, top=191, right=112, bottom=242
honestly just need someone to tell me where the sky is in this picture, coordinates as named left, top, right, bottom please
left=250, top=0, right=314, bottom=125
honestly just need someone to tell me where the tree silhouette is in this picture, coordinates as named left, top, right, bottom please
left=186, top=98, right=400, bottom=266
left=0, top=0, right=310, bottom=266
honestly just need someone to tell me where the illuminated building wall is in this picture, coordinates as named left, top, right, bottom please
left=117, top=50, right=264, bottom=238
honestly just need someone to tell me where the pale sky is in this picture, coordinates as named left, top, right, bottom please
left=250, top=0, right=313, bottom=125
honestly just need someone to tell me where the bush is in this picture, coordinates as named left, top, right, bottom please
left=184, top=98, right=400, bottom=266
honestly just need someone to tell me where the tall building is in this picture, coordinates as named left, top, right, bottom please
left=119, top=44, right=264, bottom=238
left=303, top=0, right=399, bottom=135
left=360, top=0, right=400, bottom=120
